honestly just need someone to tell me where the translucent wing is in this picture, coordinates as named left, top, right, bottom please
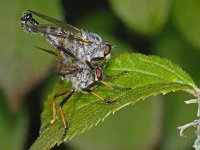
left=28, top=10, right=81, bottom=35
left=51, top=61, right=80, bottom=75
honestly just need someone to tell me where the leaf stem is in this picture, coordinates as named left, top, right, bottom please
left=179, top=87, right=200, bottom=150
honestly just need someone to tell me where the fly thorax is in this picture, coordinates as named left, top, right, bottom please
left=76, top=47, right=85, bottom=60
left=85, top=32, right=103, bottom=44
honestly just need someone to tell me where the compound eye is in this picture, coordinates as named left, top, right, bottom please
left=104, top=43, right=111, bottom=56
left=96, top=67, right=103, bottom=81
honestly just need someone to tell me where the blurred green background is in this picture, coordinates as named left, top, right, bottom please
left=0, top=0, right=200, bottom=149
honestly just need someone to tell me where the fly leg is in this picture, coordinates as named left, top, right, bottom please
left=103, top=71, right=131, bottom=91
left=82, top=83, right=116, bottom=104
left=47, top=89, right=74, bottom=141
left=100, top=81, right=131, bottom=91
left=105, top=71, right=128, bottom=80
left=50, top=89, right=69, bottom=126
left=59, top=89, right=75, bottom=141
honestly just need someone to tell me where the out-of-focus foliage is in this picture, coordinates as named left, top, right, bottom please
left=0, top=0, right=63, bottom=110
left=0, top=90, right=28, bottom=150
left=0, top=0, right=200, bottom=150
left=172, top=0, right=200, bottom=50
left=109, top=0, right=171, bottom=36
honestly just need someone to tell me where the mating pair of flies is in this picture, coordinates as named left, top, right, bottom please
left=20, top=10, right=130, bottom=141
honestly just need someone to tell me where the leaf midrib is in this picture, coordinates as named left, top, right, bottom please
left=62, top=81, right=192, bottom=115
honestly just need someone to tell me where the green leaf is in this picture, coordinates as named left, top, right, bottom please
left=70, top=97, right=163, bottom=150
left=31, top=53, right=195, bottom=150
left=108, top=0, right=171, bottom=36
left=154, top=31, right=198, bottom=150
left=0, top=0, right=63, bottom=110
left=172, top=0, right=200, bottom=50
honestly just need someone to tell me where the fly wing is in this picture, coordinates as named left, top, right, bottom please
left=25, top=24, right=67, bottom=38
left=28, top=10, right=81, bottom=35
left=26, top=10, right=88, bottom=47
left=51, top=60, right=80, bottom=75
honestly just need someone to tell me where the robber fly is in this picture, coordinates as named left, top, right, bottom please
left=20, top=10, right=112, bottom=66
left=42, top=48, right=129, bottom=141
left=20, top=10, right=130, bottom=141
